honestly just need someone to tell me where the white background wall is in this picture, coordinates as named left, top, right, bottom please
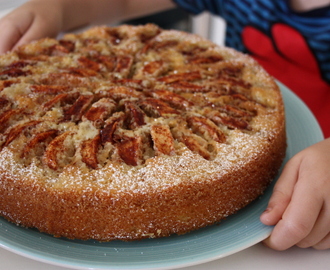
left=192, top=12, right=226, bottom=46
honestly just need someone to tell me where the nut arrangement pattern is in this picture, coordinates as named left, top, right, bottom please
left=0, top=24, right=265, bottom=172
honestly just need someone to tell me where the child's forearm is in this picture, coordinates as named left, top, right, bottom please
left=37, top=0, right=176, bottom=32
left=90, top=0, right=177, bottom=25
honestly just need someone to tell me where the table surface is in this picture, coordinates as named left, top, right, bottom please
left=1, top=241, right=330, bottom=270
left=0, top=1, right=329, bottom=269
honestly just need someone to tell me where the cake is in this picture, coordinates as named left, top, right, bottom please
left=0, top=24, right=286, bottom=241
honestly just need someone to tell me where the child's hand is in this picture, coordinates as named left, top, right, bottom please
left=0, top=0, right=176, bottom=54
left=260, top=138, right=330, bottom=250
left=0, top=1, right=64, bottom=54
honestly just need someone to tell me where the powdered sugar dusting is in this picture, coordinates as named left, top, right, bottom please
left=0, top=128, right=274, bottom=195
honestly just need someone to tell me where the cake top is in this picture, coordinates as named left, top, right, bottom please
left=0, top=24, right=284, bottom=192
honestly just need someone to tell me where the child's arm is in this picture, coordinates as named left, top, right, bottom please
left=261, top=137, right=330, bottom=250
left=0, top=0, right=175, bottom=53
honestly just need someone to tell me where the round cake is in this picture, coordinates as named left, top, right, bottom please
left=0, top=24, right=286, bottom=241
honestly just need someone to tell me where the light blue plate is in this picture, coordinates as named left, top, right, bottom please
left=0, top=81, right=324, bottom=270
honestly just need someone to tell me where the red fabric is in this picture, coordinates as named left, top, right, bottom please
left=242, top=23, right=330, bottom=138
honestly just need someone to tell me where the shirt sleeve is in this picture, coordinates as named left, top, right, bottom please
left=172, top=0, right=224, bottom=16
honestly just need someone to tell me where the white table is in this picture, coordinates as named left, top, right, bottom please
left=1, top=242, right=329, bottom=270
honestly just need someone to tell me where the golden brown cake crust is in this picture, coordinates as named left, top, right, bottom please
left=0, top=24, right=286, bottom=241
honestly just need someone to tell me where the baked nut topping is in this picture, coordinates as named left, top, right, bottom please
left=0, top=24, right=286, bottom=241
left=0, top=25, right=276, bottom=169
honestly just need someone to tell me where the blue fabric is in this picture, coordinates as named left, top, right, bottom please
left=173, top=0, right=330, bottom=84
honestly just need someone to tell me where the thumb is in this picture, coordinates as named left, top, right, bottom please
left=260, top=157, right=300, bottom=225
left=0, top=8, right=34, bottom=54
left=0, top=19, right=27, bottom=54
